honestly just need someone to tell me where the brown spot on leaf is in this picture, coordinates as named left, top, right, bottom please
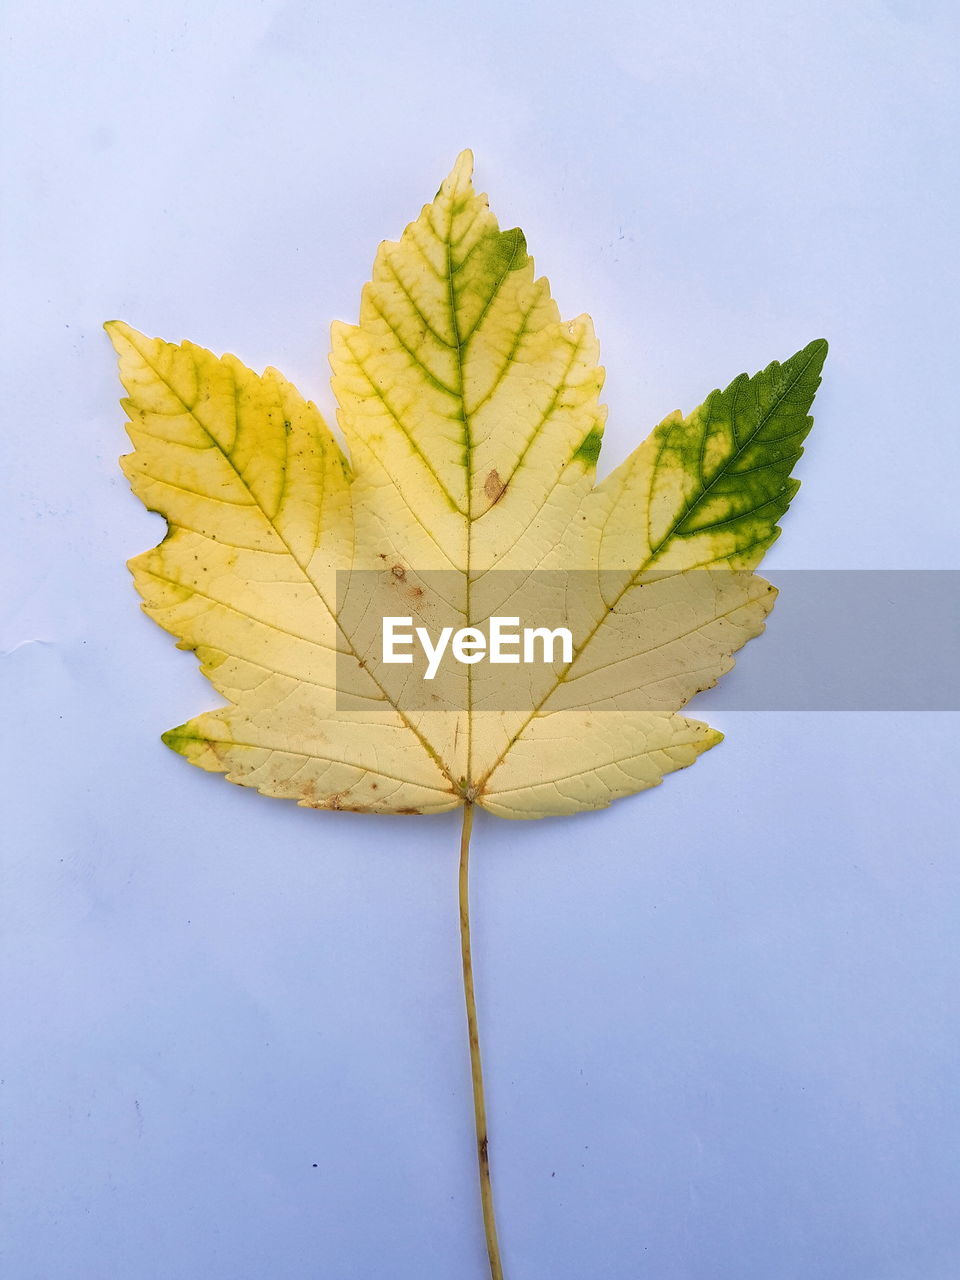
left=392, top=564, right=406, bottom=579
left=397, top=807, right=421, bottom=815
left=484, top=469, right=507, bottom=505
left=321, top=793, right=371, bottom=813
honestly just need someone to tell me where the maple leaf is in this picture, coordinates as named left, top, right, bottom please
left=107, top=151, right=825, bottom=822
left=107, top=151, right=826, bottom=1279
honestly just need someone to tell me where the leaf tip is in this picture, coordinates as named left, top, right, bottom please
left=161, top=721, right=230, bottom=774
left=104, top=318, right=139, bottom=354
left=799, top=336, right=829, bottom=373
left=162, top=721, right=207, bottom=760
left=441, top=149, right=475, bottom=198
left=161, top=723, right=192, bottom=755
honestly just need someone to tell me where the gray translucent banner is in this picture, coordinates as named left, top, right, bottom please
left=334, top=570, right=960, bottom=712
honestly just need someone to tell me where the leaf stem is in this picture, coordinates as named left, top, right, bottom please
left=459, top=801, right=505, bottom=1280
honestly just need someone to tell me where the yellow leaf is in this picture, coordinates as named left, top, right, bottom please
left=107, top=151, right=826, bottom=820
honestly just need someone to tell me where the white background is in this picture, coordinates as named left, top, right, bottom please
left=3, top=2, right=958, bottom=1277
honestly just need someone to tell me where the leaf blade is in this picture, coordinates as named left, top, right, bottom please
left=110, top=163, right=827, bottom=820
